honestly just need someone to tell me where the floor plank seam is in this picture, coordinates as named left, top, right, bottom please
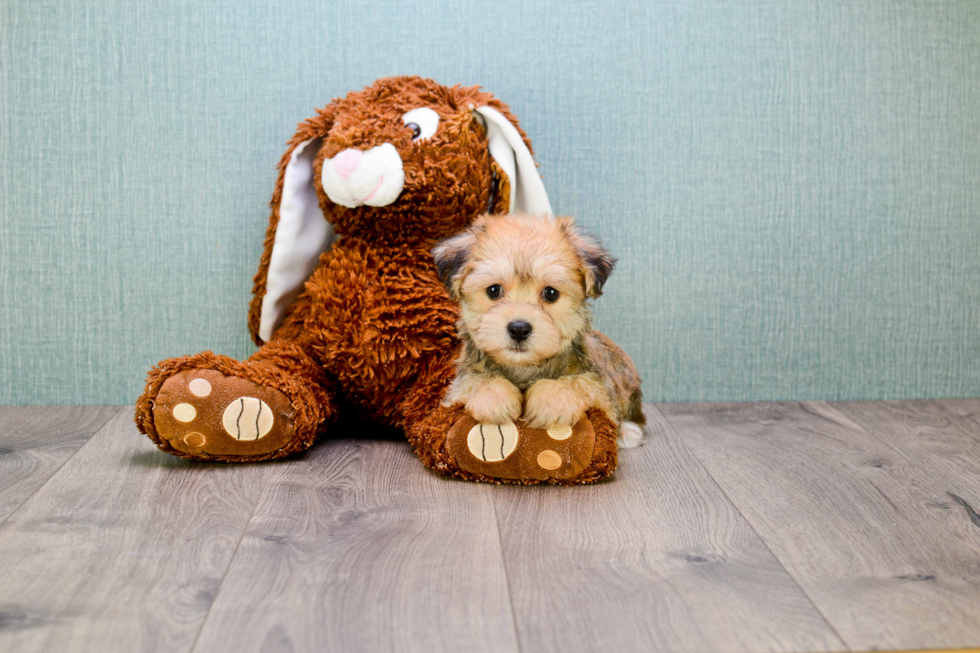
left=827, top=400, right=974, bottom=471
left=800, top=402, right=929, bottom=471
left=0, top=405, right=124, bottom=529
left=187, top=468, right=272, bottom=653
left=649, top=402, right=853, bottom=653
left=491, top=490, right=525, bottom=653
left=826, top=400, right=980, bottom=535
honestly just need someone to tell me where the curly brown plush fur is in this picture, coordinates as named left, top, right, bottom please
left=134, top=76, right=622, bottom=484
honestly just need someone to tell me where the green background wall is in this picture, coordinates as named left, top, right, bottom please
left=2, top=0, right=978, bottom=405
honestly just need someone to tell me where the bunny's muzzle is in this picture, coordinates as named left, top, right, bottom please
left=321, top=143, right=405, bottom=209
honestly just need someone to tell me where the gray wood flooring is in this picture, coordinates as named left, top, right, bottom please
left=1, top=401, right=979, bottom=653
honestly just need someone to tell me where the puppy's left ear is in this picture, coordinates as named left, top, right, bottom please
left=432, top=229, right=478, bottom=300
left=569, top=229, right=617, bottom=298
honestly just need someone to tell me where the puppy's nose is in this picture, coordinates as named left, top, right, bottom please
left=507, top=321, right=533, bottom=342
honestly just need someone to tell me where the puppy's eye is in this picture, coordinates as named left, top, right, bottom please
left=486, top=284, right=502, bottom=299
left=543, top=287, right=560, bottom=303
left=402, top=107, right=439, bottom=141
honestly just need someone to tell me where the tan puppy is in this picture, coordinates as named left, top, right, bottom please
left=433, top=213, right=645, bottom=448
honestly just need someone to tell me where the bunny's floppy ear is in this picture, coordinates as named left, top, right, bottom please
left=248, top=111, right=336, bottom=344
left=474, top=106, right=553, bottom=215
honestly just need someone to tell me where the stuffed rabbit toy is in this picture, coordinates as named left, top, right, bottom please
left=135, top=76, right=619, bottom=484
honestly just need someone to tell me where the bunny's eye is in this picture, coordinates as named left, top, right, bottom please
left=402, top=108, right=439, bottom=141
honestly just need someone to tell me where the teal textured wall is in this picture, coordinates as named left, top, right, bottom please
left=2, top=0, right=979, bottom=405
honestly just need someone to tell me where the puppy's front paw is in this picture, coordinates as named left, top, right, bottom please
left=523, top=379, right=590, bottom=429
left=464, top=377, right=523, bottom=425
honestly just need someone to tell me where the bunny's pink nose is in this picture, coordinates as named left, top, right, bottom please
left=332, top=149, right=363, bottom=181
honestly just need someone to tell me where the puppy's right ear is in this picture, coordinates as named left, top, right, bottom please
left=432, top=229, right=478, bottom=300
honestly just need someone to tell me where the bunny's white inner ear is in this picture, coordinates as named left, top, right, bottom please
left=474, top=106, right=553, bottom=215
left=259, top=138, right=336, bottom=342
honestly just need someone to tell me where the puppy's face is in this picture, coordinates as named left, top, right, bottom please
left=434, top=215, right=615, bottom=367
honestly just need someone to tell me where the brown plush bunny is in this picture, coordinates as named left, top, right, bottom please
left=135, top=76, right=619, bottom=484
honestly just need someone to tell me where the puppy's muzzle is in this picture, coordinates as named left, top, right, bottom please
left=507, top=320, right=533, bottom=343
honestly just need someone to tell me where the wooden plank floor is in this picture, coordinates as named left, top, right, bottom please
left=0, top=400, right=978, bottom=652
left=0, top=406, right=118, bottom=525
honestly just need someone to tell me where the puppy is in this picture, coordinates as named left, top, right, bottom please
left=433, top=213, right=645, bottom=448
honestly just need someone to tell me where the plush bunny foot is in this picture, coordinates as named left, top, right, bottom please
left=408, top=405, right=618, bottom=485
left=150, top=369, right=301, bottom=459
left=136, top=353, right=331, bottom=462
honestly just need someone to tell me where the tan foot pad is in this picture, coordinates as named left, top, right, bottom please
left=446, top=416, right=596, bottom=482
left=153, top=369, right=295, bottom=457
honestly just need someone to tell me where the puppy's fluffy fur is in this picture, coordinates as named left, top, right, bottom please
left=433, top=213, right=645, bottom=448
